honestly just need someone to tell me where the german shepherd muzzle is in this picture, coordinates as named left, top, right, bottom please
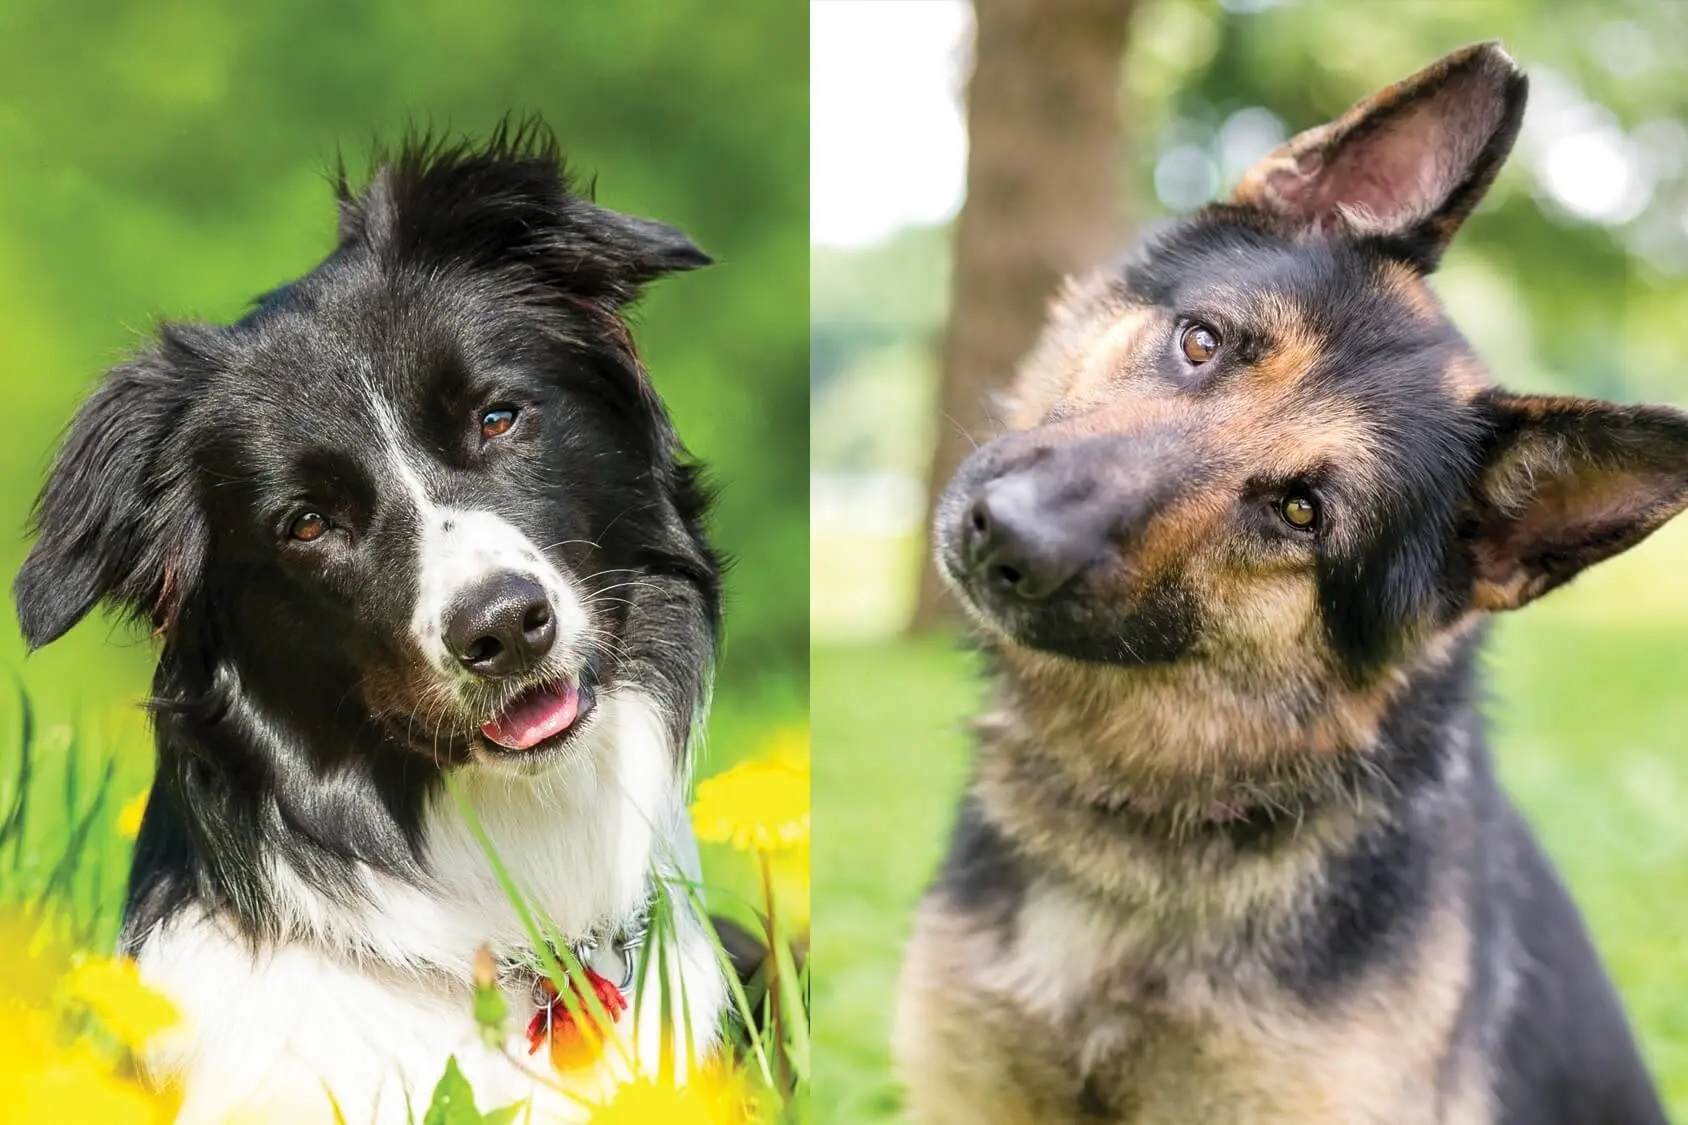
left=896, top=43, right=1683, bottom=1125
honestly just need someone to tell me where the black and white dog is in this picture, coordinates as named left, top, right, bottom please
left=15, top=123, right=727, bottom=1121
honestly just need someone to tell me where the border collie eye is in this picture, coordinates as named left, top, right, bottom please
left=1279, top=492, right=1319, bottom=530
left=1179, top=323, right=1219, bottom=365
left=480, top=408, right=518, bottom=439
left=289, top=512, right=329, bottom=542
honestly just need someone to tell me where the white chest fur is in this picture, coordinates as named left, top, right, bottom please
left=134, top=689, right=726, bottom=1124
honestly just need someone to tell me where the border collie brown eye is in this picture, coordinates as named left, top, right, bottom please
left=1179, top=322, right=1219, bottom=364
left=480, top=407, right=517, bottom=439
left=289, top=512, right=328, bottom=542
left=1279, top=492, right=1318, bottom=529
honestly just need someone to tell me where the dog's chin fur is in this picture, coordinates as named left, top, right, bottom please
left=132, top=688, right=724, bottom=1124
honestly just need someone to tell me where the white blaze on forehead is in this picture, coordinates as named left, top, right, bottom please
left=369, top=402, right=587, bottom=670
left=410, top=509, right=589, bottom=669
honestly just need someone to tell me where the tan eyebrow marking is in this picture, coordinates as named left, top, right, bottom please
left=1252, top=296, right=1323, bottom=390
left=1380, top=258, right=1442, bottom=323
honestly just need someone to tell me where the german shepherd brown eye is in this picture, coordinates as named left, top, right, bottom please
left=1179, top=323, right=1219, bottom=364
left=480, top=407, right=518, bottom=439
left=1279, top=492, right=1319, bottom=530
left=289, top=512, right=329, bottom=542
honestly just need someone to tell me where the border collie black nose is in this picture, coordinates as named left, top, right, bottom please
left=446, top=573, right=556, bottom=677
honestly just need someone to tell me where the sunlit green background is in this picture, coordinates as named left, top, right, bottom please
left=812, top=1, right=1688, bottom=1120
left=0, top=0, right=807, bottom=939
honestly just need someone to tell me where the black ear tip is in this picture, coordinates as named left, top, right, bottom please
left=13, top=561, right=84, bottom=652
left=1436, top=42, right=1528, bottom=151
left=14, top=610, right=53, bottom=654
left=1476, top=40, right=1518, bottom=68
left=596, top=210, right=714, bottom=277
left=1452, top=40, right=1520, bottom=76
left=14, top=581, right=50, bottom=653
left=1464, top=40, right=1529, bottom=102
left=670, top=243, right=713, bottom=271
left=641, top=219, right=711, bottom=271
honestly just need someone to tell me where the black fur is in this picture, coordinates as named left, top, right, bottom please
left=934, top=794, right=1030, bottom=937
left=15, top=120, right=722, bottom=947
left=1490, top=798, right=1667, bottom=1124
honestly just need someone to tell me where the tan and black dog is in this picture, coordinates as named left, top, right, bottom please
left=896, top=43, right=1683, bottom=1125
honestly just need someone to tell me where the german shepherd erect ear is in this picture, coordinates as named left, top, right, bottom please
left=1466, top=392, right=1688, bottom=612
left=1227, top=41, right=1527, bottom=271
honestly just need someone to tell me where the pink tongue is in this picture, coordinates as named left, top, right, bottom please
left=481, top=683, right=581, bottom=751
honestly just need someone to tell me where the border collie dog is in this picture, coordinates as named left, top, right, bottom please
left=15, top=123, right=727, bottom=1122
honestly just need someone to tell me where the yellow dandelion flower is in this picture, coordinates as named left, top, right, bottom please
left=0, top=910, right=180, bottom=1124
left=0, top=1005, right=55, bottom=1103
left=0, top=984, right=178, bottom=1125
left=691, top=734, right=810, bottom=856
left=11, top=1039, right=171, bottom=1125
left=63, top=956, right=179, bottom=1050
left=116, top=790, right=149, bottom=838
left=588, top=1064, right=758, bottom=1124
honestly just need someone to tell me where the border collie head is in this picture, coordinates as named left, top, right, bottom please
left=15, top=121, right=721, bottom=929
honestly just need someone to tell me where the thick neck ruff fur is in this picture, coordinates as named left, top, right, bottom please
left=137, top=689, right=724, bottom=1123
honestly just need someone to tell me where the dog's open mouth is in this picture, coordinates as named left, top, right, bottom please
left=480, top=678, right=598, bottom=752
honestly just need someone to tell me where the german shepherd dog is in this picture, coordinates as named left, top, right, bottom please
left=896, top=43, right=1683, bottom=1124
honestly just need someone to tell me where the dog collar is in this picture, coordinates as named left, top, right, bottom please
left=507, top=890, right=654, bottom=1059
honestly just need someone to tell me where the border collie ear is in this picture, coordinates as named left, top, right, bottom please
left=575, top=205, right=712, bottom=287
left=343, top=123, right=711, bottom=306
left=1227, top=41, right=1527, bottom=271
left=1465, top=392, right=1688, bottom=612
left=14, top=344, right=203, bottom=649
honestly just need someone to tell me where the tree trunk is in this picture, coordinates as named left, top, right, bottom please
left=908, top=0, right=1134, bottom=632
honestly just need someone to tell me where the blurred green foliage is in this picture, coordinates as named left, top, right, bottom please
left=0, top=0, right=808, bottom=728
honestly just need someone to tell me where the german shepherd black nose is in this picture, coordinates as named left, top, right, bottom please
left=955, top=431, right=1186, bottom=608
left=964, top=472, right=1096, bottom=601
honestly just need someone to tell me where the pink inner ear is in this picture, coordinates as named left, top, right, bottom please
left=1474, top=415, right=1688, bottom=612
left=1488, top=465, right=1651, bottom=561
left=1315, top=113, right=1452, bottom=225
left=1269, top=65, right=1506, bottom=232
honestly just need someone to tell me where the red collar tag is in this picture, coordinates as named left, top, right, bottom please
left=525, top=964, right=629, bottom=1068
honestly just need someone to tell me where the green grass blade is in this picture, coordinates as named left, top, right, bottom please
left=1, top=679, right=36, bottom=871
left=678, top=878, right=774, bottom=1088
left=35, top=757, right=115, bottom=909
left=443, top=775, right=633, bottom=1073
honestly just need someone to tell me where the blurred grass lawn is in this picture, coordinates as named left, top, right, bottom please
left=813, top=521, right=1688, bottom=1123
